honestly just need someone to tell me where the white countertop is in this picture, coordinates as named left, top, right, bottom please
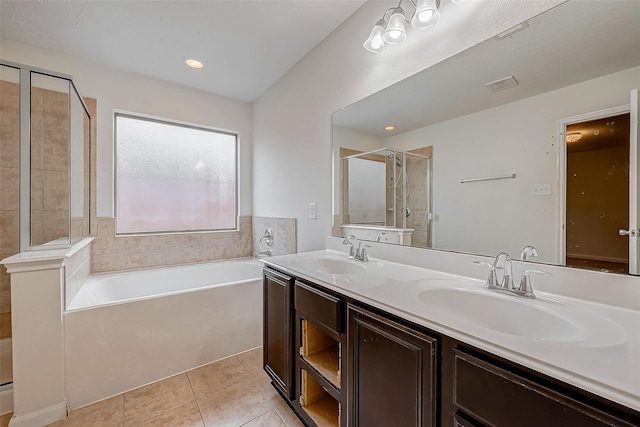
left=263, top=249, right=640, bottom=413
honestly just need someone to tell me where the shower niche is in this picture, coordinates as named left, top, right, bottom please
left=340, top=148, right=431, bottom=247
left=1, top=62, right=92, bottom=252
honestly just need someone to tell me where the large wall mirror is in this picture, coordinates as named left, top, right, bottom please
left=332, top=0, right=640, bottom=275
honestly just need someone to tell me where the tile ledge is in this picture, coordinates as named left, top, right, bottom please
left=1, top=237, right=94, bottom=274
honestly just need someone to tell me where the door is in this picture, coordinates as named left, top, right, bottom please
left=628, top=89, right=640, bottom=274
left=564, top=111, right=630, bottom=273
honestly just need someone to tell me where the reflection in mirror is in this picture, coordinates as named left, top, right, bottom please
left=341, top=148, right=432, bottom=247
left=332, top=1, right=640, bottom=274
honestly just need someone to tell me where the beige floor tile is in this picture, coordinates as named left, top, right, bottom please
left=0, top=413, right=12, bottom=427
left=241, top=410, right=285, bottom=427
left=268, top=395, right=304, bottom=427
left=197, top=377, right=273, bottom=427
left=136, top=401, right=204, bottom=427
left=187, top=356, right=247, bottom=398
left=124, top=374, right=194, bottom=426
left=48, top=395, right=123, bottom=426
left=237, top=347, right=262, bottom=371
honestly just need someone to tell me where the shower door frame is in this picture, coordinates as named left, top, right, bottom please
left=1, top=60, right=92, bottom=252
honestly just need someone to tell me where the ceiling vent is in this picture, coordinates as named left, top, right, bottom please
left=485, top=76, right=519, bottom=92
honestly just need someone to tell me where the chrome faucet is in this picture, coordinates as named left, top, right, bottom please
left=355, top=242, right=372, bottom=262
left=343, top=235, right=359, bottom=259
left=475, top=252, right=549, bottom=299
left=493, top=252, right=514, bottom=290
left=521, top=245, right=539, bottom=261
left=376, top=232, right=389, bottom=243
left=259, top=228, right=274, bottom=247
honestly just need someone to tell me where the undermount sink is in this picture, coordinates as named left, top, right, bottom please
left=294, top=256, right=365, bottom=275
left=417, top=287, right=626, bottom=346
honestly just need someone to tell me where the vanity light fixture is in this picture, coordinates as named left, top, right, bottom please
left=566, top=132, right=582, bottom=143
left=364, top=0, right=460, bottom=53
left=184, top=58, right=204, bottom=69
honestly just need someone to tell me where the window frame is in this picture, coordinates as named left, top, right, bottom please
left=114, top=110, right=239, bottom=236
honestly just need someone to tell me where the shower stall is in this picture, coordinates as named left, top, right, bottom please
left=341, top=148, right=432, bottom=247
left=0, top=61, right=92, bottom=407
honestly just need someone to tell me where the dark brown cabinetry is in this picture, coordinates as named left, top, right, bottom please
left=262, top=267, right=640, bottom=427
left=452, top=349, right=638, bottom=427
left=263, top=268, right=294, bottom=400
left=294, top=280, right=346, bottom=427
left=348, top=304, right=437, bottom=427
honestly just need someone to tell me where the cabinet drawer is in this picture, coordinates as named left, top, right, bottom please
left=295, top=281, right=343, bottom=333
left=453, top=350, right=635, bottom=427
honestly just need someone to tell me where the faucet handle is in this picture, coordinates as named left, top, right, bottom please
left=343, top=235, right=358, bottom=259
left=474, top=261, right=498, bottom=287
left=518, top=269, right=551, bottom=297
left=357, top=244, right=372, bottom=262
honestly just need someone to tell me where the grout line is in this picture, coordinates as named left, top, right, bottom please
left=238, top=408, right=274, bottom=427
left=194, top=397, right=207, bottom=427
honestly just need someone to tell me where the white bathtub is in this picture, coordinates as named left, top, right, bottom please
left=64, top=258, right=263, bottom=409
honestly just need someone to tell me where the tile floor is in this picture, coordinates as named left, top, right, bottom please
left=0, top=347, right=303, bottom=427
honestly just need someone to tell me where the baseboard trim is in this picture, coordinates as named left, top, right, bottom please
left=8, top=402, right=67, bottom=427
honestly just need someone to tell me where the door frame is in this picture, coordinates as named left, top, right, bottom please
left=556, top=104, right=630, bottom=265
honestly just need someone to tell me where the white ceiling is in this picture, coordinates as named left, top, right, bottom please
left=0, top=0, right=366, bottom=102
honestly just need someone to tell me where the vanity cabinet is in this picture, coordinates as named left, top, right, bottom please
left=262, top=267, right=640, bottom=427
left=451, top=349, right=638, bottom=427
left=347, top=304, right=437, bottom=427
left=263, top=268, right=295, bottom=400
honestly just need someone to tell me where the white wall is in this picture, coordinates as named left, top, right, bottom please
left=252, top=0, right=564, bottom=252
left=385, top=65, right=640, bottom=263
left=0, top=39, right=253, bottom=218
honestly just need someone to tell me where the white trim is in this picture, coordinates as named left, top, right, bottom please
left=556, top=104, right=630, bottom=266
left=0, top=384, right=13, bottom=416
left=8, top=402, right=67, bottom=427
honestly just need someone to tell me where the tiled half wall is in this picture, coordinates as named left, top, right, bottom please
left=91, top=216, right=253, bottom=273
left=252, top=216, right=297, bottom=256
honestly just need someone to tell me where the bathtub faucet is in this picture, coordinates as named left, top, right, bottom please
left=254, top=250, right=272, bottom=259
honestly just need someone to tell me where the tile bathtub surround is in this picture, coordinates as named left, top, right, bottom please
left=252, top=217, right=297, bottom=256
left=0, top=80, right=20, bottom=336
left=91, top=216, right=253, bottom=273
left=41, top=347, right=303, bottom=427
left=65, top=241, right=92, bottom=308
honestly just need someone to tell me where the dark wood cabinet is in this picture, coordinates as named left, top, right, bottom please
left=262, top=268, right=640, bottom=427
left=347, top=304, right=437, bottom=427
left=263, top=268, right=294, bottom=400
left=294, top=280, right=346, bottom=427
left=452, top=349, right=638, bottom=427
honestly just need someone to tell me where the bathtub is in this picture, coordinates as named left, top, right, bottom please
left=64, top=258, right=263, bottom=409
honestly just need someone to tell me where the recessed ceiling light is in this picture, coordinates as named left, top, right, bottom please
left=384, top=125, right=396, bottom=131
left=184, top=58, right=204, bottom=69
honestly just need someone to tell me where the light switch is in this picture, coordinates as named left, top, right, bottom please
left=309, top=202, right=317, bottom=220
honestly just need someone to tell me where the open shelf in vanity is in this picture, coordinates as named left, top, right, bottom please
left=301, top=319, right=341, bottom=389
left=294, top=280, right=346, bottom=427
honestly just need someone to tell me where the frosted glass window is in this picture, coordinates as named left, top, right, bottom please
left=115, top=113, right=237, bottom=234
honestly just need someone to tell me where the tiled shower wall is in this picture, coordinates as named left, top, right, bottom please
left=31, top=86, right=71, bottom=245
left=0, top=80, right=20, bottom=338
left=90, top=216, right=253, bottom=273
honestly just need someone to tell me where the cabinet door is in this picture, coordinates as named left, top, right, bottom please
left=348, top=304, right=437, bottom=427
left=263, top=269, right=294, bottom=400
